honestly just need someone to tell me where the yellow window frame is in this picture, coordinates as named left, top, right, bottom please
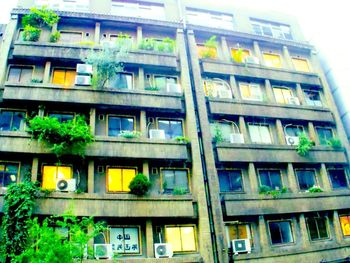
left=292, top=57, right=310, bottom=72
left=165, top=224, right=197, bottom=253
left=106, top=166, right=137, bottom=193
left=231, top=48, right=250, bottom=63
left=51, top=67, right=77, bottom=87
left=263, top=52, right=282, bottom=68
left=41, top=165, right=73, bottom=190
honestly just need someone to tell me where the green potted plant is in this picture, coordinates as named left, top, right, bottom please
left=296, top=132, right=314, bottom=156
left=129, top=173, right=152, bottom=196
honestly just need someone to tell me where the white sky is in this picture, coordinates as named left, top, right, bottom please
left=1, top=0, right=349, bottom=100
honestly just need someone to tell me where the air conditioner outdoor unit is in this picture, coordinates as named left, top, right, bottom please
left=285, top=135, right=300, bottom=146
left=287, top=96, right=300, bottom=105
left=149, top=129, right=166, bottom=139
left=231, top=239, right=251, bottom=255
left=75, top=75, right=91, bottom=86
left=56, top=179, right=76, bottom=192
left=166, top=83, right=182, bottom=93
left=94, top=244, right=113, bottom=260
left=154, top=243, right=173, bottom=258
left=218, top=89, right=233, bottom=99
left=244, top=56, right=260, bottom=65
left=76, top=64, right=93, bottom=75
left=230, top=133, right=244, bottom=144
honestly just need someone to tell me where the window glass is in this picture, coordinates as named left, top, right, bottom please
left=259, top=170, right=282, bottom=190
left=210, top=123, right=233, bottom=142
left=251, top=20, right=292, bottom=40
left=304, top=90, right=322, bottom=107
left=316, top=127, right=333, bottom=145
left=108, top=116, right=134, bottom=137
left=0, top=163, right=19, bottom=188
left=306, top=216, right=329, bottom=240
left=240, top=83, right=262, bottom=101
left=263, top=53, right=282, bottom=68
left=285, top=125, right=304, bottom=137
left=111, top=1, right=165, bottom=20
left=292, top=58, right=310, bottom=72
left=340, top=215, right=350, bottom=236
left=109, top=73, right=133, bottom=89
left=225, top=224, right=252, bottom=247
left=273, top=87, right=293, bottom=104
left=231, top=48, right=250, bottom=62
left=35, top=0, right=90, bottom=12
left=218, top=170, right=243, bottom=192
left=269, top=221, right=293, bottom=245
left=186, top=9, right=233, bottom=30
left=165, top=226, right=196, bottom=252
left=158, top=119, right=183, bottom=139
left=197, top=45, right=217, bottom=59
left=109, top=227, right=140, bottom=254
left=203, top=79, right=231, bottom=98
left=0, top=110, right=26, bottom=131
left=296, top=170, right=316, bottom=190
left=49, top=113, right=74, bottom=123
left=7, top=66, right=33, bottom=83
left=328, top=169, right=348, bottom=189
left=154, top=76, right=177, bottom=91
left=42, top=165, right=72, bottom=190
left=107, top=168, right=136, bottom=192
left=248, top=124, right=272, bottom=144
left=59, top=31, right=82, bottom=43
left=52, top=69, right=76, bottom=87
left=162, top=169, right=189, bottom=193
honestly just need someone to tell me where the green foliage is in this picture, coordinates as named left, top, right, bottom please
left=213, top=124, right=224, bottom=143
left=23, top=25, right=41, bottom=42
left=327, top=137, right=342, bottom=149
left=0, top=182, right=40, bottom=262
left=27, top=115, right=94, bottom=157
left=83, top=44, right=128, bottom=89
left=296, top=132, right=314, bottom=156
left=129, top=173, right=152, bottom=196
left=173, top=187, right=188, bottom=195
left=174, top=136, right=190, bottom=143
left=49, top=31, right=61, bottom=43
left=145, top=86, right=160, bottom=91
left=138, top=38, right=156, bottom=51
left=31, top=78, right=43, bottom=83
left=120, top=130, right=141, bottom=139
left=22, top=7, right=60, bottom=28
left=307, top=186, right=324, bottom=193
left=259, top=185, right=288, bottom=198
left=200, top=36, right=218, bottom=59
left=138, top=37, right=175, bottom=53
left=78, top=41, right=96, bottom=46
left=114, top=33, right=133, bottom=49
left=232, top=47, right=244, bottom=63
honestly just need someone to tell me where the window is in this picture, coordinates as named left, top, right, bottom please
left=107, top=167, right=136, bottom=192
left=225, top=224, right=252, bottom=247
left=304, top=90, right=323, bottom=107
left=186, top=8, right=233, bottom=30
left=273, top=86, right=293, bottom=104
left=52, top=68, right=76, bottom=87
left=284, top=124, right=304, bottom=137
left=0, top=110, right=26, bottom=131
left=218, top=170, right=243, bottom=192
left=231, top=48, right=250, bottom=63
left=59, top=31, right=83, bottom=43
left=210, top=122, right=237, bottom=142
left=248, top=123, right=272, bottom=144
left=306, top=216, right=329, bottom=241
left=49, top=113, right=74, bottom=123
left=162, top=169, right=189, bottom=193
left=203, top=79, right=232, bottom=99
left=157, top=119, right=183, bottom=139
left=263, top=53, right=282, bottom=68
left=259, top=170, right=282, bottom=190
left=165, top=226, right=196, bottom=252
left=108, top=116, right=134, bottom=137
left=35, top=0, right=90, bottom=12
left=295, top=169, right=316, bottom=190
left=7, top=66, right=33, bottom=83
left=111, top=1, right=165, bottom=20
left=268, top=221, right=293, bottom=245
left=109, top=226, right=140, bottom=254
left=109, top=73, right=133, bottom=89
left=251, top=19, right=293, bottom=40
left=0, top=162, right=19, bottom=188
left=292, top=57, right=310, bottom=72
left=239, top=83, right=263, bottom=101
left=316, top=127, right=333, bottom=145
left=328, top=169, right=348, bottom=189
left=339, top=215, right=350, bottom=236
left=42, top=165, right=72, bottom=190
left=197, top=44, right=218, bottom=59
left=154, top=76, right=177, bottom=92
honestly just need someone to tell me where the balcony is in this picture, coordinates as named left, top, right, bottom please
left=12, top=42, right=179, bottom=69
left=3, top=83, right=184, bottom=112
left=208, top=98, right=334, bottom=122
left=223, top=190, right=350, bottom=216
left=216, top=143, right=347, bottom=163
left=0, top=132, right=189, bottom=160
left=201, top=60, right=321, bottom=86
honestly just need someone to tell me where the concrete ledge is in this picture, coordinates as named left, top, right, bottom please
left=201, top=60, right=321, bottom=86
left=224, top=191, right=350, bottom=216
left=216, top=143, right=346, bottom=163
left=84, top=254, right=202, bottom=262
left=209, top=99, right=334, bottom=122
left=3, top=83, right=184, bottom=112
left=13, top=42, right=179, bottom=69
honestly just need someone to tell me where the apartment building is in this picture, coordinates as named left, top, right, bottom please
left=0, top=0, right=350, bottom=262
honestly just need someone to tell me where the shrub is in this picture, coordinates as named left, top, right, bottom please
left=129, top=173, right=151, bottom=196
left=145, top=86, right=160, bottom=91
left=23, top=25, right=41, bottom=42
left=307, top=186, right=324, bottom=193
left=213, top=124, right=224, bottom=143
left=259, top=185, right=288, bottom=198
left=174, top=136, right=190, bottom=143
left=49, top=31, right=61, bottom=43
left=155, top=37, right=175, bottom=53
left=31, top=78, right=43, bottom=83
left=173, top=187, right=188, bottom=195
left=22, top=7, right=60, bottom=28
left=138, top=38, right=156, bottom=51
left=296, top=132, right=314, bottom=156
left=232, top=47, right=244, bottom=63
left=200, top=36, right=218, bottom=59
left=327, top=137, right=342, bottom=149
left=120, top=130, right=141, bottom=139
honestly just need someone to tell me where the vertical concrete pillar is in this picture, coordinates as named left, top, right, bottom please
left=248, top=163, right=259, bottom=193
left=229, top=75, right=240, bottom=100
left=94, top=22, right=101, bottom=44
left=282, top=45, right=293, bottom=70
left=287, top=163, right=299, bottom=192
left=275, top=119, right=286, bottom=145
left=43, top=61, right=51, bottom=84
left=137, top=26, right=142, bottom=45
left=38, top=107, right=45, bottom=117
left=89, top=108, right=96, bottom=135
left=220, top=36, right=231, bottom=62
left=31, top=157, right=39, bottom=182
left=138, top=68, right=145, bottom=90
left=299, top=214, right=310, bottom=248
left=253, top=41, right=263, bottom=63
left=238, top=116, right=250, bottom=143
left=258, top=215, right=269, bottom=252
left=140, top=110, right=147, bottom=138
left=87, top=225, right=94, bottom=257
left=142, top=161, right=149, bottom=179
left=308, top=122, right=319, bottom=145
left=295, top=83, right=306, bottom=105
left=51, top=23, right=58, bottom=34
left=88, top=160, right=94, bottom=194
left=146, top=220, right=154, bottom=257
left=333, top=210, right=344, bottom=244
left=265, top=79, right=275, bottom=103
left=320, top=163, right=332, bottom=191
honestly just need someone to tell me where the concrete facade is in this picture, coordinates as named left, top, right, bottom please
left=0, top=1, right=349, bottom=262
